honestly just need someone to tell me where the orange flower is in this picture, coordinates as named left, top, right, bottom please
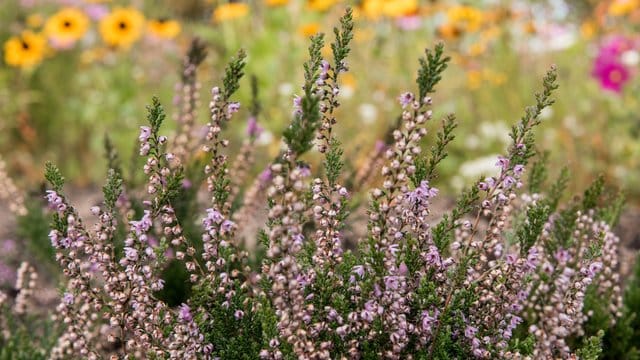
left=307, top=0, right=338, bottom=12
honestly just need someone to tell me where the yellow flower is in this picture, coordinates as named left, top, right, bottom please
left=468, top=42, right=486, bottom=57
left=361, top=0, right=384, bottom=19
left=213, top=3, right=249, bottom=22
left=466, top=69, right=482, bottom=90
left=99, top=7, right=145, bottom=48
left=580, top=20, right=597, bottom=39
left=307, top=0, right=338, bottom=12
left=265, top=0, right=289, bottom=6
left=298, top=23, right=320, bottom=37
left=147, top=18, right=181, bottom=39
left=3, top=31, right=47, bottom=69
left=381, top=0, right=418, bottom=18
left=27, top=14, right=44, bottom=29
left=44, top=8, right=90, bottom=45
left=608, top=0, right=638, bottom=16
left=447, top=5, right=483, bottom=33
left=437, top=23, right=462, bottom=40
left=483, top=68, right=506, bottom=86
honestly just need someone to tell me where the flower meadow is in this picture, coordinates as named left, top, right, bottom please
left=1, top=7, right=640, bottom=359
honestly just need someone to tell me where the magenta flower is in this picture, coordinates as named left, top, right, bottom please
left=592, top=60, right=630, bottom=93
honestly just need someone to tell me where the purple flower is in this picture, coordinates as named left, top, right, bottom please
left=503, top=176, right=516, bottom=189
left=588, top=261, right=603, bottom=277
left=513, top=164, right=525, bottom=177
left=421, top=310, right=438, bottom=333
left=234, top=310, right=245, bottom=320
left=465, top=325, right=478, bottom=339
left=221, top=220, right=236, bottom=234
left=554, top=248, right=571, bottom=264
left=124, top=247, right=139, bottom=261
left=227, top=102, right=240, bottom=116
left=352, top=265, right=365, bottom=278
left=398, top=92, right=414, bottom=108
left=204, top=208, right=224, bottom=227
left=293, top=95, right=302, bottom=115
left=139, top=126, right=152, bottom=143
left=178, top=303, right=192, bottom=322
left=84, top=4, right=108, bottom=20
left=496, top=156, right=510, bottom=171
left=384, top=276, right=399, bottom=290
left=63, top=292, right=74, bottom=305
left=246, top=116, right=263, bottom=138
left=424, top=246, right=441, bottom=267
left=398, top=262, right=408, bottom=276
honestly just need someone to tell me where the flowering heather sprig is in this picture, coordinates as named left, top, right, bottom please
left=204, top=49, right=246, bottom=215
left=0, top=156, right=27, bottom=216
left=12, top=262, right=37, bottom=315
left=172, top=38, right=207, bottom=161
left=229, top=76, right=263, bottom=206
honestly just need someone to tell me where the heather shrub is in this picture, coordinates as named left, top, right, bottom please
left=0, top=8, right=637, bottom=359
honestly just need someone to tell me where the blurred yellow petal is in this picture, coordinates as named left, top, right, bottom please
left=298, top=23, right=320, bottom=37
left=147, top=18, right=181, bottom=39
left=213, top=3, right=249, bottom=22
left=265, top=0, right=289, bottom=6
left=44, top=7, right=90, bottom=45
left=99, top=7, right=145, bottom=48
left=3, top=31, right=47, bottom=69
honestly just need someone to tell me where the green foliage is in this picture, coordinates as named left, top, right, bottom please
left=222, top=49, right=247, bottom=101
left=576, top=330, right=604, bottom=360
left=16, top=200, right=56, bottom=269
left=600, top=191, right=625, bottom=227
left=283, top=34, right=324, bottom=156
left=411, top=114, right=457, bottom=187
left=331, top=7, right=354, bottom=76
left=509, top=66, right=558, bottom=167
left=102, top=168, right=123, bottom=213
left=432, top=185, right=480, bottom=253
left=146, top=96, right=166, bottom=134
left=545, top=166, right=569, bottom=212
left=0, top=310, right=58, bottom=360
left=527, top=151, right=548, bottom=194
left=324, top=138, right=344, bottom=187
left=416, top=43, right=450, bottom=100
left=249, top=74, right=261, bottom=118
left=582, top=174, right=605, bottom=211
left=44, top=162, right=65, bottom=193
left=516, top=202, right=551, bottom=255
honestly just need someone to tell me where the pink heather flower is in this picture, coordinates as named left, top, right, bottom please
left=396, top=16, right=422, bottom=31
left=221, top=220, right=236, bottom=234
left=421, top=310, right=439, bottom=333
left=178, top=303, right=193, bottom=322
left=384, top=276, right=399, bottom=290
left=182, top=178, right=192, bottom=189
left=227, top=102, right=240, bottom=116
left=246, top=116, right=263, bottom=138
left=465, top=325, right=478, bottom=339
left=554, top=248, right=571, bottom=264
left=513, top=164, right=525, bottom=177
left=505, top=253, right=518, bottom=265
left=63, top=292, right=74, bottom=305
left=588, top=261, right=603, bottom=277
left=424, top=246, right=441, bottom=267
left=139, top=126, right=152, bottom=142
left=496, top=156, right=510, bottom=171
left=398, top=262, right=408, bottom=276
left=297, top=165, right=311, bottom=178
left=398, top=92, right=414, bottom=108
left=204, top=208, right=224, bottom=227
left=124, top=247, right=139, bottom=261
left=352, top=265, right=365, bottom=278
left=503, top=176, right=516, bottom=189
left=234, top=310, right=245, bottom=320
left=84, top=4, right=108, bottom=20
left=293, top=95, right=302, bottom=115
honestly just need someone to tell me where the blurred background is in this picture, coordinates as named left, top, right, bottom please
left=0, top=0, right=638, bottom=196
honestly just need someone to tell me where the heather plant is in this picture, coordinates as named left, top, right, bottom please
left=0, top=8, right=636, bottom=359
